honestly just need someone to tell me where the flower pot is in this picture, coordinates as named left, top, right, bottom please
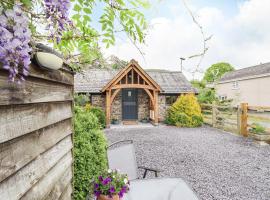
left=250, top=133, right=270, bottom=142
left=111, top=120, right=120, bottom=125
left=98, top=194, right=120, bottom=200
left=141, top=119, right=149, bottom=123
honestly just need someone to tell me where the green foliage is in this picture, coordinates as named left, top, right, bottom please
left=74, top=106, right=108, bottom=200
left=57, top=0, right=149, bottom=68
left=250, top=123, right=266, bottom=134
left=203, top=62, right=235, bottom=83
left=191, top=80, right=205, bottom=90
left=75, top=94, right=89, bottom=107
left=89, top=107, right=106, bottom=129
left=197, top=88, right=217, bottom=104
left=166, top=94, right=203, bottom=127
left=1, top=0, right=149, bottom=70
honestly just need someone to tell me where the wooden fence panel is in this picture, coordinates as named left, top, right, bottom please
left=0, top=119, right=72, bottom=182
left=0, top=72, right=73, bottom=105
left=0, top=63, right=74, bottom=199
left=0, top=102, right=72, bottom=143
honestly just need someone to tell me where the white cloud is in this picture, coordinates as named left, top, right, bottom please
left=104, top=0, right=270, bottom=80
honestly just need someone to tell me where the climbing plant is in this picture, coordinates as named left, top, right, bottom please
left=0, top=0, right=149, bottom=82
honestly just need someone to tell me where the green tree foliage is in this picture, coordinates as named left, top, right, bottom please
left=166, top=94, right=203, bottom=127
left=197, top=88, right=217, bottom=104
left=203, top=62, right=234, bottom=83
left=191, top=80, right=217, bottom=104
left=74, top=106, right=108, bottom=200
left=89, top=107, right=106, bottom=128
left=1, top=0, right=149, bottom=70
left=74, top=94, right=90, bottom=107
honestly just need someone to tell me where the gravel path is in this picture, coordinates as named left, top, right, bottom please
left=105, top=125, right=270, bottom=200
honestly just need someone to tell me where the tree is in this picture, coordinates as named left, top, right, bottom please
left=203, top=62, right=234, bottom=83
left=0, top=0, right=149, bottom=82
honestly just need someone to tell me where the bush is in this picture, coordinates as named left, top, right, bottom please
left=250, top=123, right=266, bottom=134
left=74, top=106, right=108, bottom=200
left=75, top=94, right=89, bottom=106
left=166, top=94, right=203, bottom=127
left=89, top=107, right=106, bottom=128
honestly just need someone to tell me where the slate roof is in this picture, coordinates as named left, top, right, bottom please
left=219, top=62, right=270, bottom=82
left=75, top=68, right=196, bottom=94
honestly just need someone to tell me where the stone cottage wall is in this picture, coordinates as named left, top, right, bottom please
left=111, top=92, right=122, bottom=121
left=158, top=95, right=166, bottom=122
left=91, top=91, right=176, bottom=123
left=138, top=89, right=150, bottom=120
left=91, top=94, right=105, bottom=111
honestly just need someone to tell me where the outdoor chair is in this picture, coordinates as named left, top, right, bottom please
left=107, top=140, right=161, bottom=180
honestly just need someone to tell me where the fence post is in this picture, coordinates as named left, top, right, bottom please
left=240, top=103, right=248, bottom=137
left=212, top=102, right=217, bottom=128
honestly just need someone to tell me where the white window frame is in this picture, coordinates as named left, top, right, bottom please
left=232, top=81, right=239, bottom=90
left=219, top=95, right=227, bottom=101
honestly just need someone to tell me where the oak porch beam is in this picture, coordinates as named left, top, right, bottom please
left=106, top=90, right=111, bottom=127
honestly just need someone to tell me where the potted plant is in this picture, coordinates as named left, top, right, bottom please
left=141, top=117, right=149, bottom=123
left=92, top=169, right=130, bottom=200
left=111, top=118, right=120, bottom=125
left=249, top=123, right=270, bottom=143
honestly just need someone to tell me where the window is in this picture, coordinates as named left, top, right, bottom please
left=219, top=95, right=227, bottom=101
left=165, top=96, right=177, bottom=105
left=232, top=81, right=239, bottom=89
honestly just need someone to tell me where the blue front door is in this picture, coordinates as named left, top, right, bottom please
left=122, top=89, right=138, bottom=120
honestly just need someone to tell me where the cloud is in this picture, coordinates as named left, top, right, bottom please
left=104, top=0, right=270, bottom=80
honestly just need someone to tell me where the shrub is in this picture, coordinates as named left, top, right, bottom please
left=89, top=107, right=106, bottom=128
left=74, top=106, right=108, bottom=200
left=75, top=94, right=89, bottom=107
left=166, top=94, right=203, bottom=127
left=250, top=123, right=266, bottom=134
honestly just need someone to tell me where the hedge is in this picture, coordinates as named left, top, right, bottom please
left=74, top=106, right=108, bottom=200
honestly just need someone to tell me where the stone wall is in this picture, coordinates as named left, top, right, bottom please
left=111, top=92, right=122, bottom=120
left=91, top=92, right=176, bottom=123
left=138, top=89, right=150, bottom=120
left=91, top=94, right=105, bottom=111
left=158, top=95, right=166, bottom=121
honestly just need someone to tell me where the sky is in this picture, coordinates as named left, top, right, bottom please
left=102, top=0, right=270, bottom=80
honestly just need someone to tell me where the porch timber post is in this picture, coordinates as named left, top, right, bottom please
left=106, top=90, right=111, bottom=128
left=154, top=91, right=159, bottom=125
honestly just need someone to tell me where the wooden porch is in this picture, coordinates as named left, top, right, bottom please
left=101, top=59, right=161, bottom=127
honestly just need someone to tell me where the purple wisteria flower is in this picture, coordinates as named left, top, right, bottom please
left=0, top=4, right=31, bottom=83
left=44, top=0, right=72, bottom=43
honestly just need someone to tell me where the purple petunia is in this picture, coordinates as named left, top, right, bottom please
left=109, top=186, right=115, bottom=194
left=102, top=177, right=112, bottom=185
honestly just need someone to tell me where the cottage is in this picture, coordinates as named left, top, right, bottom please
left=75, top=59, right=196, bottom=127
left=216, top=62, right=270, bottom=106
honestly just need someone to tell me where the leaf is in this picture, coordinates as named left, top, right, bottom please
left=73, top=4, right=82, bottom=12
left=20, top=0, right=32, bottom=8
left=83, top=7, right=92, bottom=14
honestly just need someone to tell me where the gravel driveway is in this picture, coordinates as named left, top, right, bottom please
left=105, top=125, right=270, bottom=200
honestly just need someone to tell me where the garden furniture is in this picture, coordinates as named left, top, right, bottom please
left=122, top=178, right=199, bottom=200
left=107, top=140, right=161, bottom=180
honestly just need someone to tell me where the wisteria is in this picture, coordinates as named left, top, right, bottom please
left=44, top=0, right=72, bottom=43
left=0, top=5, right=32, bottom=83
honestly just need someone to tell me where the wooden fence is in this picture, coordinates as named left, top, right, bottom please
left=0, top=63, right=74, bottom=199
left=201, top=103, right=270, bottom=136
